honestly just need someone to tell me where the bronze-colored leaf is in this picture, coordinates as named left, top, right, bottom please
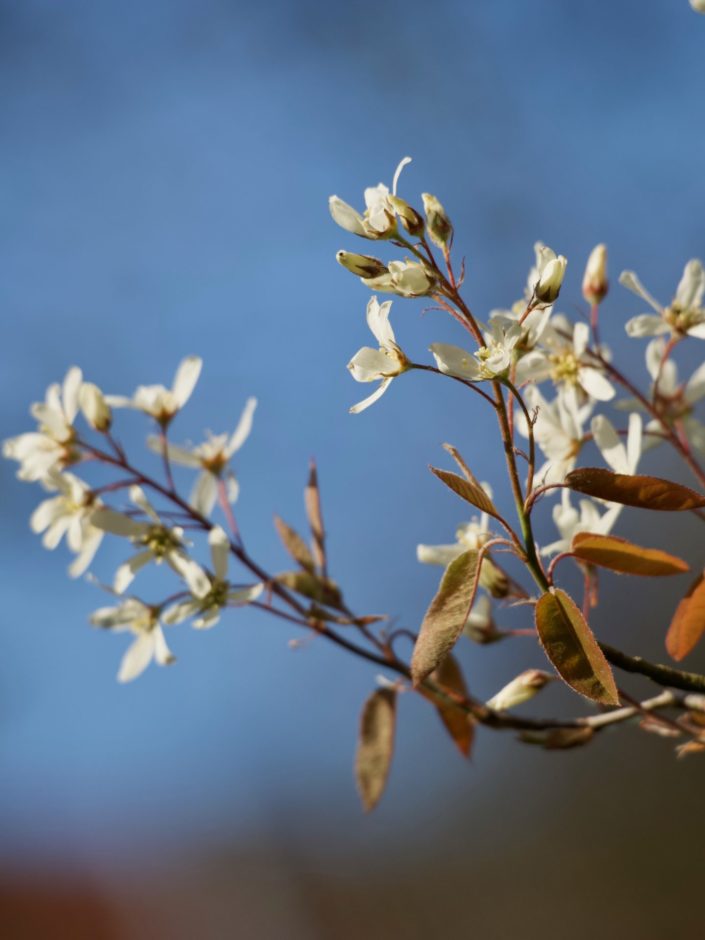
left=666, top=570, right=705, bottom=661
left=274, top=516, right=315, bottom=573
left=571, top=533, right=689, bottom=577
left=429, top=467, right=500, bottom=519
left=565, top=468, right=705, bottom=511
left=427, top=653, right=475, bottom=757
left=304, top=460, right=326, bottom=571
left=535, top=588, right=619, bottom=705
left=442, top=443, right=480, bottom=485
left=355, top=688, right=397, bottom=811
left=277, top=571, right=343, bottom=609
left=676, top=739, right=705, bottom=759
left=520, top=726, right=595, bottom=749
left=411, top=550, right=481, bottom=686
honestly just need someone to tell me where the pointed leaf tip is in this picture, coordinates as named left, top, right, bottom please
left=535, top=588, right=619, bottom=706
left=571, top=533, right=689, bottom=577
left=565, top=468, right=705, bottom=511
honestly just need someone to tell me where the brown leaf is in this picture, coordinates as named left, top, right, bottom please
left=355, top=688, right=397, bottom=811
left=570, top=533, right=689, bottom=577
left=411, top=550, right=481, bottom=686
left=304, top=460, right=326, bottom=571
left=429, top=467, right=501, bottom=519
left=565, top=468, right=705, bottom=511
left=676, top=739, right=705, bottom=759
left=666, top=570, right=705, bottom=661
left=427, top=654, right=475, bottom=757
left=520, top=726, right=595, bottom=750
left=442, top=443, right=480, bottom=484
left=274, top=516, right=315, bottom=573
left=535, top=588, right=619, bottom=705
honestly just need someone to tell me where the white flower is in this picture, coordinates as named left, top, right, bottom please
left=489, top=305, right=553, bottom=353
left=541, top=489, right=623, bottom=556
left=29, top=471, right=104, bottom=577
left=90, top=598, right=175, bottom=683
left=107, top=356, right=202, bottom=425
left=640, top=338, right=705, bottom=454
left=517, top=386, right=592, bottom=484
left=91, top=486, right=188, bottom=593
left=417, top=489, right=493, bottom=567
left=148, top=397, right=257, bottom=517
left=620, top=260, right=705, bottom=340
left=362, top=259, right=435, bottom=297
left=430, top=320, right=523, bottom=382
left=347, top=297, right=409, bottom=413
left=3, top=367, right=83, bottom=481
left=591, top=412, right=642, bottom=475
left=516, top=315, right=615, bottom=402
left=164, top=526, right=263, bottom=629
left=329, top=157, right=411, bottom=240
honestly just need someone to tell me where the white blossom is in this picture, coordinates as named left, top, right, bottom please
left=417, top=488, right=493, bottom=567
left=487, top=669, right=553, bottom=712
left=517, top=386, right=592, bottom=484
left=591, top=412, right=643, bottom=475
left=639, top=338, right=705, bottom=454
left=362, top=259, right=435, bottom=297
left=91, top=485, right=188, bottom=593
left=541, top=489, right=623, bottom=556
left=347, top=297, right=409, bottom=413
left=329, top=157, right=411, bottom=240
left=107, top=356, right=202, bottom=425
left=148, top=398, right=257, bottom=517
left=90, top=598, right=175, bottom=683
left=29, top=471, right=104, bottom=577
left=430, top=320, right=524, bottom=382
left=515, top=315, right=615, bottom=402
left=3, top=367, right=83, bottom=481
left=164, top=526, right=263, bottom=629
left=620, top=260, right=705, bottom=340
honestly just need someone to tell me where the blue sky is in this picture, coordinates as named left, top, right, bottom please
left=2, top=0, right=705, bottom=870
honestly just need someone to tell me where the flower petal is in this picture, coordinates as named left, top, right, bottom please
left=118, top=634, right=155, bottom=683
left=209, top=525, right=229, bottom=581
left=591, top=415, right=627, bottom=473
left=349, top=378, right=392, bottom=414
left=114, top=550, right=153, bottom=594
left=579, top=366, right=615, bottom=401
left=625, top=314, right=668, bottom=338
left=226, top=397, right=258, bottom=456
left=190, top=471, right=218, bottom=517
left=429, top=343, right=482, bottom=381
left=171, top=356, right=202, bottom=408
left=619, top=271, right=662, bottom=313
left=675, top=259, right=705, bottom=310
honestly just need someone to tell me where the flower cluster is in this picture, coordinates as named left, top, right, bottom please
left=4, top=358, right=262, bottom=682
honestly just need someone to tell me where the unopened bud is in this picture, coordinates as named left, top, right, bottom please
left=487, top=669, right=553, bottom=712
left=582, top=243, right=608, bottom=305
left=80, top=383, right=112, bottom=432
left=336, top=251, right=388, bottom=279
left=535, top=255, right=567, bottom=304
left=388, top=195, right=425, bottom=237
left=422, top=193, right=453, bottom=248
left=690, top=0, right=705, bottom=14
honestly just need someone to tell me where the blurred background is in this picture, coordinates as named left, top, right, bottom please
left=2, top=1, right=705, bottom=936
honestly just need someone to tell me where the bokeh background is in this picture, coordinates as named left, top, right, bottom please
left=2, top=1, right=705, bottom=937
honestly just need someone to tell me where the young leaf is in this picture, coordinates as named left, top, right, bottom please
left=411, top=550, right=481, bottom=686
left=304, top=460, right=326, bottom=572
left=571, top=533, right=689, bottom=577
left=355, top=688, right=397, bottom=812
left=535, top=588, right=619, bottom=705
left=565, top=468, right=705, bottom=511
left=666, top=571, right=705, bottom=661
left=427, top=653, right=475, bottom=757
left=430, top=466, right=500, bottom=518
left=277, top=571, right=343, bottom=609
left=442, top=443, right=481, bottom=485
left=274, top=516, right=315, bottom=573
